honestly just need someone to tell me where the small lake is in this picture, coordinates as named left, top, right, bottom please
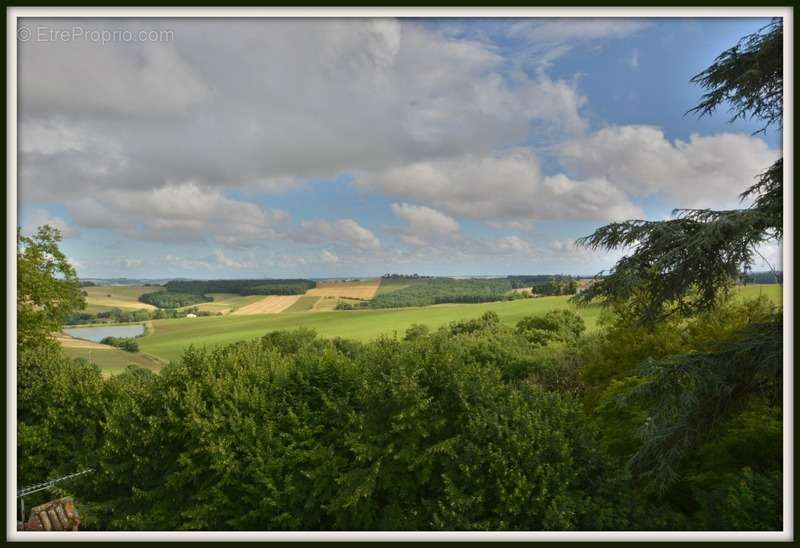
left=63, top=324, right=145, bottom=343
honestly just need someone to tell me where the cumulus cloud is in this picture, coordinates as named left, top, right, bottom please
left=22, top=208, right=79, bottom=238
left=294, top=219, right=381, bottom=251
left=320, top=250, right=340, bottom=264
left=18, top=18, right=590, bottom=205
left=389, top=203, right=460, bottom=246
left=558, top=125, right=780, bottom=208
left=358, top=149, right=643, bottom=223
left=66, top=183, right=287, bottom=246
left=111, top=257, right=145, bottom=269
left=212, top=248, right=246, bottom=269
left=495, top=235, right=536, bottom=255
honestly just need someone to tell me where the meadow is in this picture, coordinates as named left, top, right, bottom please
left=136, top=294, right=603, bottom=363
left=66, top=282, right=781, bottom=373
left=82, top=285, right=163, bottom=313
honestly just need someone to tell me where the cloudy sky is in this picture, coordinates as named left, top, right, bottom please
left=17, top=16, right=782, bottom=278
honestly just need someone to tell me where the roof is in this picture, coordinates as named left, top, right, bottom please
left=19, top=497, right=81, bottom=531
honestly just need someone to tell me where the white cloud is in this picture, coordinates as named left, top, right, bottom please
left=212, top=248, right=245, bottom=269
left=495, top=235, right=536, bottom=255
left=320, top=250, right=340, bottom=264
left=112, top=257, right=145, bottom=269
left=161, top=254, right=214, bottom=271
left=66, top=183, right=287, bottom=246
left=22, top=208, right=79, bottom=238
left=18, top=18, right=590, bottom=204
left=295, top=219, right=381, bottom=251
left=506, top=18, right=649, bottom=66
left=630, top=48, right=639, bottom=68
left=389, top=203, right=460, bottom=246
left=751, top=240, right=783, bottom=273
left=358, top=148, right=643, bottom=223
left=558, top=125, right=779, bottom=208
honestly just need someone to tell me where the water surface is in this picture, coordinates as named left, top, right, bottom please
left=63, top=324, right=145, bottom=342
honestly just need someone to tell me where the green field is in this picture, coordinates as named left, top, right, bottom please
left=61, top=346, right=164, bottom=377
left=138, top=295, right=604, bottom=363
left=284, top=295, right=321, bottom=313
left=72, top=284, right=782, bottom=370
left=374, top=278, right=426, bottom=295
left=178, top=293, right=264, bottom=314
left=83, top=285, right=163, bottom=312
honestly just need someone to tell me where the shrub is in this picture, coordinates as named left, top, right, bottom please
left=516, top=309, right=586, bottom=346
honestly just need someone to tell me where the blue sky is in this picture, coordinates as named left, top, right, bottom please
left=18, top=16, right=781, bottom=278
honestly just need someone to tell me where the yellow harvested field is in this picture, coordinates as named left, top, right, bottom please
left=55, top=334, right=109, bottom=349
left=306, top=279, right=381, bottom=300
left=230, top=295, right=302, bottom=315
left=84, top=286, right=159, bottom=311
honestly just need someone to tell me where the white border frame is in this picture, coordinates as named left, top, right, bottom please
left=6, top=6, right=794, bottom=542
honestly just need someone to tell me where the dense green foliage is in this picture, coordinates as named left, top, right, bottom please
left=742, top=270, right=782, bottom=284
left=20, top=294, right=782, bottom=530
left=100, top=337, right=140, bottom=352
left=17, top=344, right=107, bottom=508
left=516, top=309, right=586, bottom=346
left=508, top=275, right=579, bottom=295
left=360, top=278, right=513, bottom=309
left=164, top=279, right=316, bottom=296
left=573, top=19, right=783, bottom=493
left=20, top=316, right=634, bottom=531
left=17, top=226, right=86, bottom=349
left=66, top=306, right=216, bottom=325
left=139, top=291, right=212, bottom=309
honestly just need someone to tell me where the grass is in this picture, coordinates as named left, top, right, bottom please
left=313, top=296, right=340, bottom=312
left=138, top=295, right=604, bottom=363
left=375, top=278, right=427, bottom=295
left=84, top=285, right=162, bottom=311
left=62, top=346, right=164, bottom=377
left=79, top=284, right=782, bottom=371
left=178, top=293, right=264, bottom=314
left=284, top=296, right=321, bottom=313
left=735, top=284, right=782, bottom=302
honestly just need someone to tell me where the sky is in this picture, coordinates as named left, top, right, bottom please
left=17, top=16, right=783, bottom=279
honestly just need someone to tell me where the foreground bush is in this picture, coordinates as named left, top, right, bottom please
left=80, top=328, right=628, bottom=530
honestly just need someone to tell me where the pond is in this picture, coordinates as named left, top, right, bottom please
left=63, top=324, right=146, bottom=343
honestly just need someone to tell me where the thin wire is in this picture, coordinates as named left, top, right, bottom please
left=17, top=469, right=94, bottom=498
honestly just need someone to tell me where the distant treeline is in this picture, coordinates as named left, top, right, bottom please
left=164, top=279, right=316, bottom=296
left=100, top=336, right=139, bottom=352
left=139, top=292, right=212, bottom=309
left=354, top=278, right=513, bottom=309
left=381, top=273, right=434, bottom=280
left=508, top=275, right=579, bottom=296
left=65, top=306, right=216, bottom=326
left=741, top=271, right=783, bottom=284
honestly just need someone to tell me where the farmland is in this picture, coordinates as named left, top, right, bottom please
left=306, top=279, right=381, bottom=299
left=137, top=295, right=605, bottom=363
left=231, top=295, right=303, bottom=315
left=69, top=282, right=781, bottom=371
left=82, top=285, right=163, bottom=313
left=57, top=334, right=163, bottom=377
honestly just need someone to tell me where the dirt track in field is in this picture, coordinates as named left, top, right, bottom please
left=306, top=280, right=381, bottom=300
left=56, top=334, right=110, bottom=349
left=230, top=295, right=302, bottom=315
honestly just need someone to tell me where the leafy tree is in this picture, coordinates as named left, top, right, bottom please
left=516, top=310, right=586, bottom=346
left=17, top=225, right=85, bottom=349
left=574, top=19, right=783, bottom=489
left=17, top=344, right=106, bottom=495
